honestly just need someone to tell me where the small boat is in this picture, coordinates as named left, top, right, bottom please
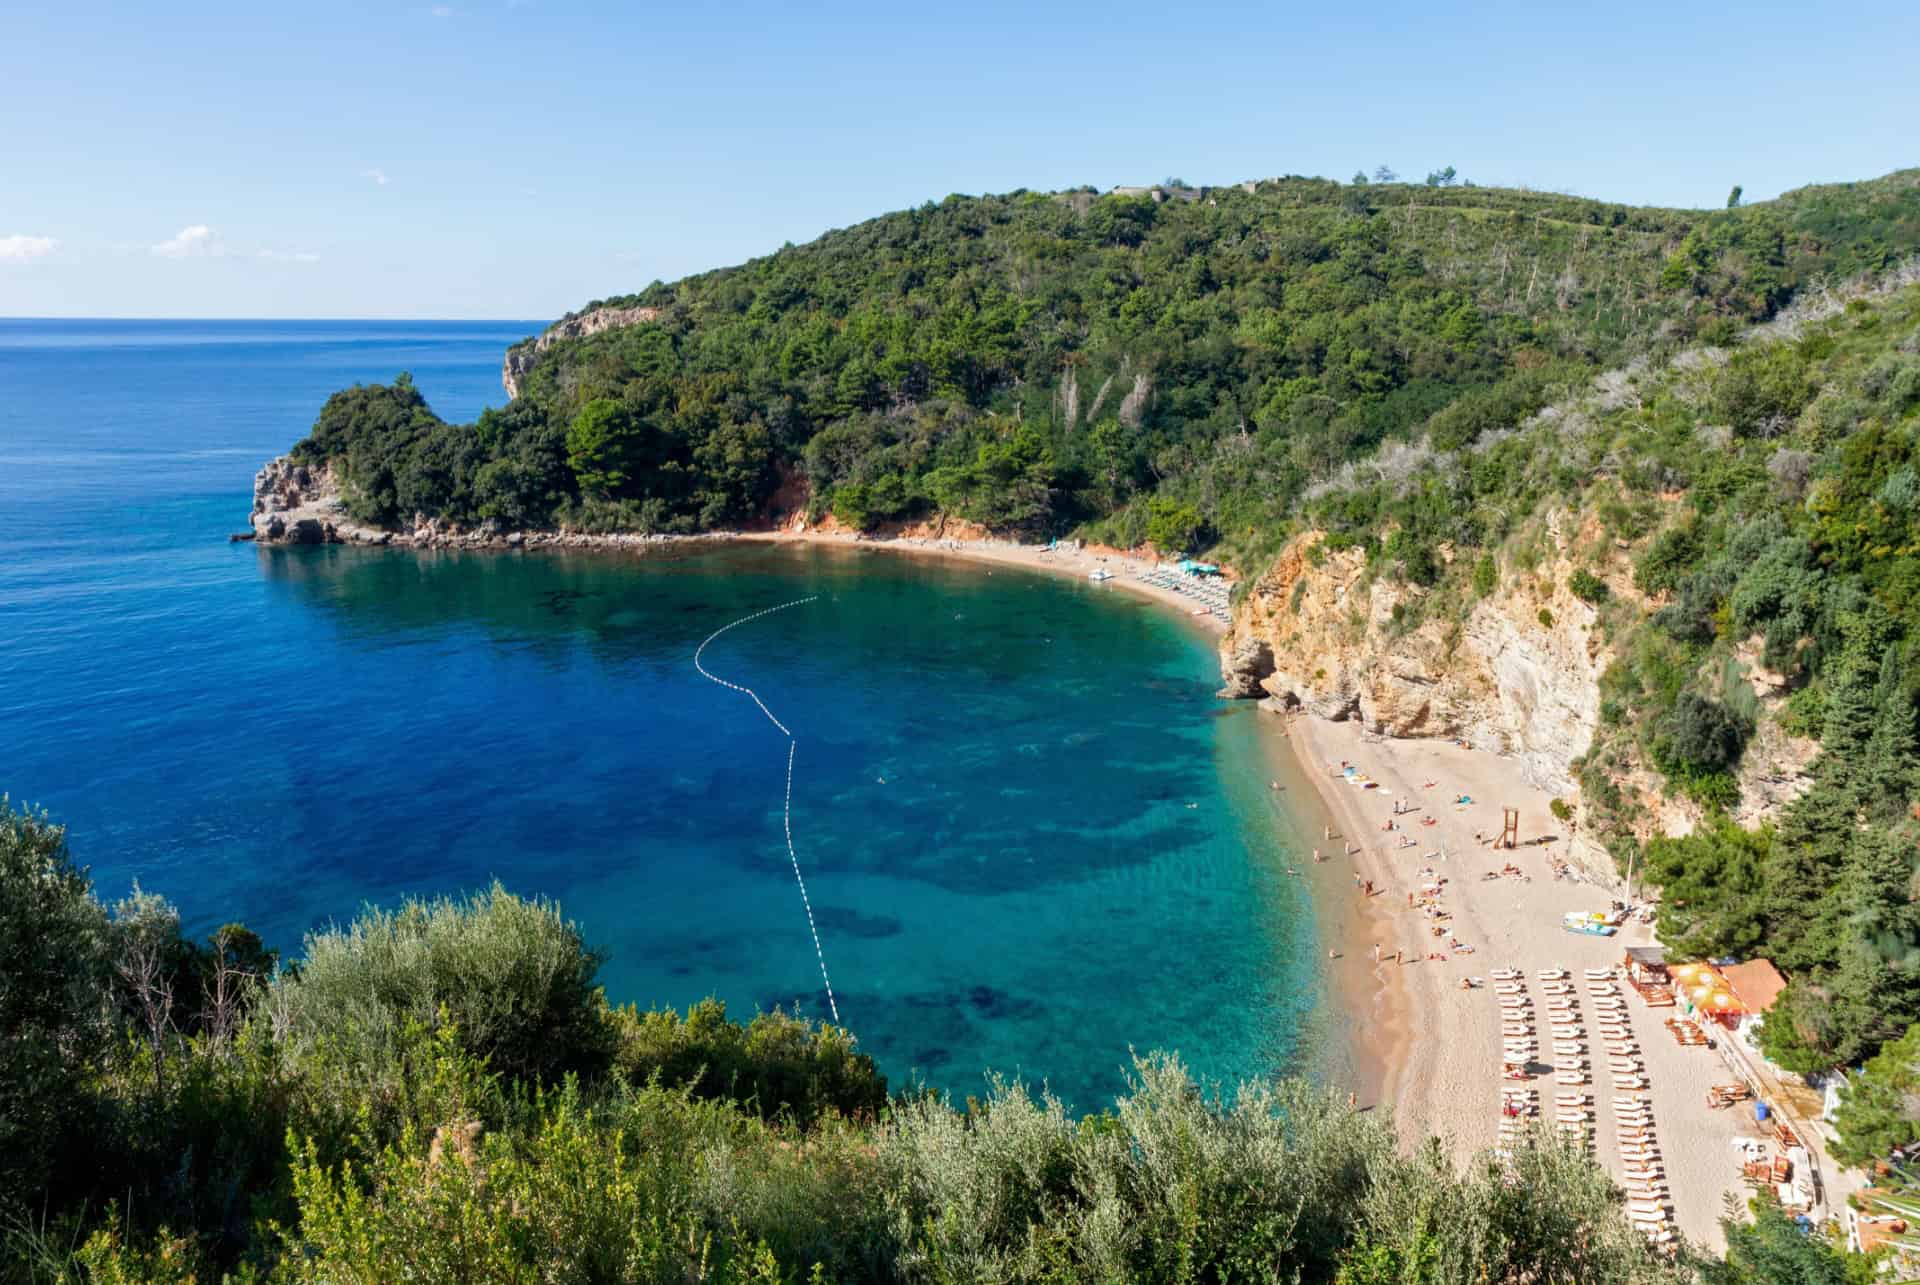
left=1088, top=569, right=1114, bottom=582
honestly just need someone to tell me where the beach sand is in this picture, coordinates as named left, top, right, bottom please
left=734, top=530, right=1230, bottom=635
left=1283, top=716, right=1765, bottom=1252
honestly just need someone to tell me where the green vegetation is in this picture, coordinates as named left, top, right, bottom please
left=1295, top=271, right=1920, bottom=1109
left=288, top=171, right=1920, bottom=571
left=3, top=795, right=1882, bottom=1280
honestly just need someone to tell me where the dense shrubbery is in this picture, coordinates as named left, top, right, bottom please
left=285, top=172, right=1920, bottom=563
left=5, top=796, right=1871, bottom=1280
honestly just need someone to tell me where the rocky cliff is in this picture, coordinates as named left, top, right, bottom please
left=244, top=456, right=391, bottom=545
left=1219, top=519, right=1611, bottom=801
left=501, top=304, right=662, bottom=398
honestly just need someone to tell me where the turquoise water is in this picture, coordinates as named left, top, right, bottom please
left=0, top=319, right=1322, bottom=1109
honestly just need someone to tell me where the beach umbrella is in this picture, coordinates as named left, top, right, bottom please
left=1712, top=992, right=1737, bottom=1011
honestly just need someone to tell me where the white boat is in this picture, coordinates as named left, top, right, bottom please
left=1088, top=569, right=1114, bottom=582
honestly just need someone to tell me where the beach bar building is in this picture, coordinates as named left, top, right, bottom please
left=1721, top=959, right=1788, bottom=1031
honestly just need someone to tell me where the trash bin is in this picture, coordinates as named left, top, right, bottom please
left=1756, top=1101, right=1771, bottom=1123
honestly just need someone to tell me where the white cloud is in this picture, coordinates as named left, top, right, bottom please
left=152, top=225, right=220, bottom=258
left=256, top=249, right=321, bottom=263
left=429, top=5, right=455, bottom=15
left=363, top=168, right=389, bottom=186
left=0, top=234, right=58, bottom=262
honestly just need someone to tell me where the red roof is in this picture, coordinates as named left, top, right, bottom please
left=1721, top=959, right=1788, bottom=1014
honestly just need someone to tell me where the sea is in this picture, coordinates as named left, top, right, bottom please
left=0, top=318, right=1328, bottom=1110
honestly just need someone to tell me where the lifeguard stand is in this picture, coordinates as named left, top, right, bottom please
left=1497, top=807, right=1520, bottom=850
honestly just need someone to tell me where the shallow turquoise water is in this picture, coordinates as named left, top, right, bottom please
left=0, top=320, right=1322, bottom=1109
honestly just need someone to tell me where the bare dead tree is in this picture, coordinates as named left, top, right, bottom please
left=199, top=925, right=254, bottom=1049
left=116, top=924, right=174, bottom=1100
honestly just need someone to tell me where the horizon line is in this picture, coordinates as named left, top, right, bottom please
left=0, top=314, right=552, bottom=324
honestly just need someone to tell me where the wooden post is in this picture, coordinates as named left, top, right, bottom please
left=1500, top=807, right=1520, bottom=850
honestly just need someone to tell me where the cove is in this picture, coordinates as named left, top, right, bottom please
left=0, top=320, right=1325, bottom=1109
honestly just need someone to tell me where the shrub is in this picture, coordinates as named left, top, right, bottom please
left=1145, top=496, right=1205, bottom=554
left=610, top=999, right=886, bottom=1126
left=0, top=798, right=111, bottom=1208
left=1653, top=692, right=1750, bottom=777
left=1568, top=569, right=1609, bottom=604
left=1472, top=554, right=1497, bottom=597
left=1633, top=523, right=1703, bottom=596
left=274, top=883, right=612, bottom=1088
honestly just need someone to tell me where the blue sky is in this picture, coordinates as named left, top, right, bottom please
left=2, top=0, right=1914, bottom=319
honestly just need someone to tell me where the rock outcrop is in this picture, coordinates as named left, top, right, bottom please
left=1219, top=521, right=1611, bottom=800
left=501, top=304, right=662, bottom=398
left=248, top=452, right=710, bottom=553
left=249, top=455, right=391, bottom=546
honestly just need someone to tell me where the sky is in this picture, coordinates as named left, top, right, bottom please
left=2, top=0, right=1915, bottom=319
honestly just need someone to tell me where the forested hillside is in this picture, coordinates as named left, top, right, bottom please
left=288, top=171, right=1920, bottom=568
left=0, top=798, right=1865, bottom=1281
left=1280, top=269, right=1920, bottom=1093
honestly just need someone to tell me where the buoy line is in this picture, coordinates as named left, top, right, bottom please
left=694, top=596, right=839, bottom=1023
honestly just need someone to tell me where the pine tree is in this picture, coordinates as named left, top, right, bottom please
left=1864, top=646, right=1919, bottom=818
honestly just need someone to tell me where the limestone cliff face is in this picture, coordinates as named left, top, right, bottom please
left=501, top=304, right=662, bottom=398
left=1220, top=519, right=1611, bottom=800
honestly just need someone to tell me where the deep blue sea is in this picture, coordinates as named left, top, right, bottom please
left=0, top=318, right=1325, bottom=1109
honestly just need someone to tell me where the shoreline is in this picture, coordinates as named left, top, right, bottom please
left=724, top=529, right=1231, bottom=636
left=1274, top=716, right=1756, bottom=1251
left=253, top=522, right=1423, bottom=1099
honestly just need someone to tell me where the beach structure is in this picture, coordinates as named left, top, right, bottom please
left=1136, top=562, right=1231, bottom=624
left=1497, top=807, right=1519, bottom=849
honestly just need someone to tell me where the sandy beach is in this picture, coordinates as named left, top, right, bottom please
left=731, top=528, right=1231, bottom=635
left=1281, top=715, right=1776, bottom=1252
